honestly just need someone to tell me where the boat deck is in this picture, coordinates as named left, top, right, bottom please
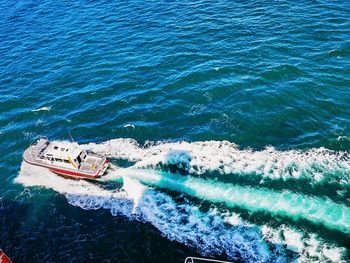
left=79, top=155, right=106, bottom=174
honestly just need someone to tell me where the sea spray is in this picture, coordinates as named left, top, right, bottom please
left=83, top=139, right=350, bottom=185
left=261, top=225, right=346, bottom=262
left=15, top=162, right=128, bottom=200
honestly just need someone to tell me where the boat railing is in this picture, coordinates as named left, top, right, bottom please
left=29, top=136, right=49, bottom=158
left=184, top=257, right=232, bottom=263
left=85, top=151, right=104, bottom=158
left=30, top=135, right=48, bottom=147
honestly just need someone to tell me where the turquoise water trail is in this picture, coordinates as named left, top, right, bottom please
left=108, top=168, right=350, bottom=234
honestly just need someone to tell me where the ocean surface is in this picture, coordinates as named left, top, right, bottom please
left=1, top=0, right=350, bottom=262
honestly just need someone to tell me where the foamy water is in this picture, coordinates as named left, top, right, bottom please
left=15, top=139, right=349, bottom=262
left=84, top=139, right=350, bottom=184
left=31, top=106, right=52, bottom=112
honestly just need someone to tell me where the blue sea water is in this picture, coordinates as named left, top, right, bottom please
left=1, top=0, right=350, bottom=262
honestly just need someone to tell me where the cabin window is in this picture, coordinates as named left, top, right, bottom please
left=55, top=158, right=63, bottom=162
left=54, top=146, right=58, bottom=150
left=80, top=151, right=86, bottom=160
left=76, top=155, right=82, bottom=164
left=64, top=160, right=69, bottom=163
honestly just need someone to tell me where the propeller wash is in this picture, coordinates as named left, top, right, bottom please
left=16, top=138, right=350, bottom=262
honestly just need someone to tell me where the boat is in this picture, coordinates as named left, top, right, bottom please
left=0, top=249, right=12, bottom=263
left=23, top=136, right=109, bottom=180
left=184, top=257, right=232, bottom=263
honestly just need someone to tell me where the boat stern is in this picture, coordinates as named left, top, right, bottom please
left=100, top=158, right=110, bottom=175
left=93, top=158, right=110, bottom=178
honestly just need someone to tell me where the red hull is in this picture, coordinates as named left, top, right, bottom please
left=49, top=167, right=99, bottom=179
left=50, top=159, right=109, bottom=179
left=24, top=158, right=109, bottom=180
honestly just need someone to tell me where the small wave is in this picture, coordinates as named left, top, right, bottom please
left=261, top=64, right=304, bottom=81
left=35, top=118, right=46, bottom=126
left=31, top=106, right=51, bottom=112
left=189, top=104, right=206, bottom=114
left=328, top=49, right=347, bottom=57
left=123, top=123, right=135, bottom=129
left=337, top=136, right=350, bottom=142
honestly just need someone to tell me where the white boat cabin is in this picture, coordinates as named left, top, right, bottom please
left=40, top=142, right=87, bottom=170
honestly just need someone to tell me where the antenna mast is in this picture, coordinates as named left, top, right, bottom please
left=68, top=131, right=75, bottom=142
